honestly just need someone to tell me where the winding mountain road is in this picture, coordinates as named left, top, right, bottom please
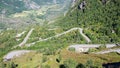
left=39, top=28, right=91, bottom=42
left=26, top=28, right=91, bottom=47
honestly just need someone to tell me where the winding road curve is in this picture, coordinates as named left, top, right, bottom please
left=39, top=28, right=91, bottom=42
left=18, top=28, right=34, bottom=47
left=68, top=44, right=120, bottom=54
left=68, top=44, right=117, bottom=52
left=26, top=28, right=91, bottom=47
left=3, top=50, right=32, bottom=62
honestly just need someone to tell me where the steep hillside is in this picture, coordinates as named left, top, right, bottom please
left=0, top=0, right=120, bottom=68
left=52, top=0, right=120, bottom=43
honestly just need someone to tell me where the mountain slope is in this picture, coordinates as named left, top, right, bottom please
left=0, top=0, right=72, bottom=29
left=0, top=1, right=120, bottom=67
left=53, top=0, right=120, bottom=43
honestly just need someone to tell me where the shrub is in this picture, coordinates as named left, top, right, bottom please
left=88, top=48, right=98, bottom=53
left=42, top=64, right=50, bottom=68
left=59, top=64, right=66, bottom=68
left=42, top=55, right=48, bottom=63
left=0, top=62, right=6, bottom=68
left=7, top=62, right=18, bottom=68
left=85, top=59, right=94, bottom=68
left=85, top=59, right=102, bottom=68
left=98, top=44, right=106, bottom=50
left=63, top=59, right=77, bottom=68
left=68, top=47, right=75, bottom=52
left=56, top=55, right=62, bottom=63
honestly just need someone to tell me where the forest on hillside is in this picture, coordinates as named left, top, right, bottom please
left=54, top=0, right=120, bottom=43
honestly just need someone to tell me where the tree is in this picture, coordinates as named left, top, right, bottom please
left=76, top=63, right=85, bottom=68
left=68, top=47, right=75, bottom=52
left=98, top=44, right=106, bottom=50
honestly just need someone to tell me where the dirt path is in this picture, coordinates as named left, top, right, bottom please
left=18, top=28, right=34, bottom=47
